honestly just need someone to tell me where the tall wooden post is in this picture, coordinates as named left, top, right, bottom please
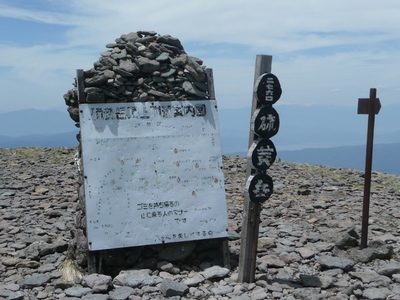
left=358, top=88, right=381, bottom=249
left=238, top=55, right=272, bottom=283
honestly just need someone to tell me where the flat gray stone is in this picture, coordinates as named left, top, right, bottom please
left=82, top=273, right=112, bottom=292
left=147, top=89, right=172, bottom=99
left=18, top=274, right=51, bottom=288
left=85, top=74, right=108, bottom=87
left=259, top=255, right=286, bottom=268
left=112, top=67, right=134, bottom=77
left=200, top=266, right=230, bottom=279
left=110, top=48, right=127, bottom=60
left=160, top=278, right=188, bottom=297
left=250, top=288, right=270, bottom=300
left=292, top=287, right=320, bottom=300
left=136, top=57, right=160, bottom=73
left=363, top=287, right=390, bottom=300
left=82, top=294, right=110, bottom=300
left=349, top=270, right=391, bottom=286
left=113, top=269, right=161, bottom=288
left=1, top=191, right=16, bottom=196
left=156, top=52, right=170, bottom=62
left=230, top=295, right=252, bottom=300
left=170, top=54, right=187, bottom=66
left=297, top=247, right=316, bottom=259
left=317, top=255, right=355, bottom=271
left=1, top=290, right=25, bottom=300
left=64, top=286, right=93, bottom=297
left=299, top=274, right=335, bottom=289
left=109, top=286, right=134, bottom=300
left=182, top=273, right=205, bottom=287
left=156, top=35, right=183, bottom=50
left=118, top=58, right=139, bottom=73
left=211, top=285, right=234, bottom=295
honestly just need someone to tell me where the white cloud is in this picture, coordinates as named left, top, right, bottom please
left=5, top=0, right=399, bottom=51
left=0, top=0, right=400, bottom=111
left=0, top=3, right=76, bottom=26
left=275, top=48, right=400, bottom=107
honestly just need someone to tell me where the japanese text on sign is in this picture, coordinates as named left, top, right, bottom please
left=254, top=73, right=282, bottom=105
left=79, top=100, right=228, bottom=251
left=248, top=138, right=277, bottom=171
left=90, top=103, right=207, bottom=121
left=245, top=173, right=274, bottom=203
left=251, top=106, right=280, bottom=138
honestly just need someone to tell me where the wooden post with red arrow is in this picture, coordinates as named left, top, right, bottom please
left=357, top=88, right=382, bottom=249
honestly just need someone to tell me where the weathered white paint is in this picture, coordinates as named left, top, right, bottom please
left=79, top=100, right=228, bottom=251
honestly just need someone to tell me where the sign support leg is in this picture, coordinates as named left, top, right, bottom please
left=87, top=251, right=97, bottom=274
left=222, top=239, right=231, bottom=269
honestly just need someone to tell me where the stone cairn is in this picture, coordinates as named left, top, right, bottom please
left=64, top=30, right=210, bottom=122
left=63, top=31, right=223, bottom=275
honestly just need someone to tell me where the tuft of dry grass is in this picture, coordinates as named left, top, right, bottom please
left=58, top=258, right=84, bottom=283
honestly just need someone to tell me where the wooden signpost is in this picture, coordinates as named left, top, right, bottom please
left=357, top=88, right=381, bottom=249
left=238, top=55, right=281, bottom=283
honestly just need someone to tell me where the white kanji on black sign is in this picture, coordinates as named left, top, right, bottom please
left=248, top=138, right=277, bottom=171
left=246, top=173, right=273, bottom=203
left=251, top=106, right=280, bottom=138
left=254, top=73, right=282, bottom=105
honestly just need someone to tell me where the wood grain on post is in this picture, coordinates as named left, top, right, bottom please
left=238, top=55, right=272, bottom=283
left=206, top=68, right=216, bottom=100
left=76, top=69, right=86, bottom=104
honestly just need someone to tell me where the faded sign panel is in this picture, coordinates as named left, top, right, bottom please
left=79, top=101, right=228, bottom=251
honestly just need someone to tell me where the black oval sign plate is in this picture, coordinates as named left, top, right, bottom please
left=254, top=73, right=282, bottom=105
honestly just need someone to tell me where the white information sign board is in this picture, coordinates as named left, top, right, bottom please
left=79, top=100, right=228, bottom=251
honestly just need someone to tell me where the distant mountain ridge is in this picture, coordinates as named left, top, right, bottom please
left=0, top=108, right=78, bottom=148
left=217, top=104, right=400, bottom=176
left=278, top=143, right=400, bottom=175
left=231, top=143, right=400, bottom=176
left=219, top=104, right=400, bottom=153
left=0, top=132, right=79, bottom=148
left=1, top=105, right=399, bottom=175
left=0, top=108, right=76, bottom=137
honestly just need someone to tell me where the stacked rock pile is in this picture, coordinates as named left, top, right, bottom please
left=63, top=30, right=210, bottom=124
left=62, top=31, right=217, bottom=272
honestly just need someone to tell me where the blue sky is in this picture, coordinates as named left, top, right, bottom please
left=1, top=0, right=399, bottom=111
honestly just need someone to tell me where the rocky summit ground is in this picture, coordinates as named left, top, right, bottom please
left=1, top=147, right=400, bottom=300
